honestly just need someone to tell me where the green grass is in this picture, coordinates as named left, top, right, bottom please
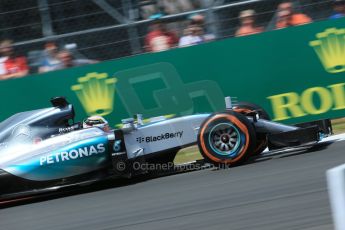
left=332, top=118, right=345, bottom=134
left=174, top=118, right=345, bottom=164
left=174, top=146, right=202, bottom=164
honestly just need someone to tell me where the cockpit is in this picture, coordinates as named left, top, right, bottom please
left=0, top=97, right=76, bottom=144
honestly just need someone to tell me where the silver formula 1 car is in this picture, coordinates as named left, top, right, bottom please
left=0, top=97, right=332, bottom=201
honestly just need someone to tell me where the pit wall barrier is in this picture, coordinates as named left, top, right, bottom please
left=1, top=18, right=345, bottom=126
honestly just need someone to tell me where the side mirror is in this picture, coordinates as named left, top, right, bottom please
left=51, top=97, right=69, bottom=108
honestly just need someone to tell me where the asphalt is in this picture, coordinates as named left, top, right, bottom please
left=1, top=141, right=345, bottom=230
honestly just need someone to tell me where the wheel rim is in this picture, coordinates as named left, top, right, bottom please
left=208, top=123, right=243, bottom=157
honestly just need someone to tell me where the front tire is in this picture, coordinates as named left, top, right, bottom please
left=233, top=102, right=270, bottom=156
left=197, top=111, right=256, bottom=166
left=233, top=101, right=270, bottom=120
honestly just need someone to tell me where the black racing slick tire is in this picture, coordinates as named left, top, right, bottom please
left=197, top=111, right=256, bottom=166
left=233, top=102, right=270, bottom=156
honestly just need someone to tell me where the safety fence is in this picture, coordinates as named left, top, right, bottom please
left=0, top=0, right=338, bottom=75
left=0, top=17, right=344, bottom=126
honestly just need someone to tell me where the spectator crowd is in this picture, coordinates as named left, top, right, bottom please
left=0, top=39, right=97, bottom=80
left=1, top=0, right=345, bottom=80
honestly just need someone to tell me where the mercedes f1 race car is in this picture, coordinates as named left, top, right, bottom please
left=0, top=97, right=332, bottom=201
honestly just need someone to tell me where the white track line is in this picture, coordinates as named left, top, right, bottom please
left=322, top=133, right=345, bottom=143
left=262, top=133, right=345, bottom=156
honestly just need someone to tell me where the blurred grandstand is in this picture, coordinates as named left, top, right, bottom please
left=0, top=0, right=336, bottom=74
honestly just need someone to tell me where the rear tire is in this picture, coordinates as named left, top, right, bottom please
left=197, top=111, right=256, bottom=166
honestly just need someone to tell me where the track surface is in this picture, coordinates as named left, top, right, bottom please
left=1, top=141, right=345, bottom=230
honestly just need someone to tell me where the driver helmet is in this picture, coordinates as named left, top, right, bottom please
left=83, top=116, right=110, bottom=132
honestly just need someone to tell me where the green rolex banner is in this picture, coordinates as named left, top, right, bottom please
left=1, top=18, right=345, bottom=126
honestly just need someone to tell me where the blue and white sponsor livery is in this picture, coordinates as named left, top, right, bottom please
left=1, top=128, right=110, bottom=181
left=0, top=97, right=333, bottom=201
